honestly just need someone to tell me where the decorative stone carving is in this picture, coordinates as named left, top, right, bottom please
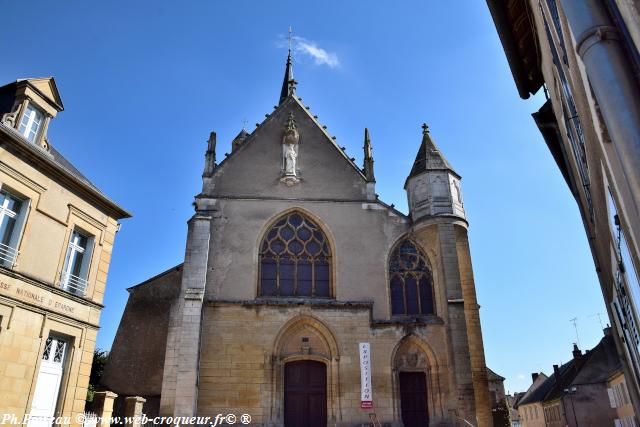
left=279, top=326, right=329, bottom=359
left=395, top=345, right=428, bottom=370
left=280, top=113, right=300, bottom=186
left=1, top=103, right=22, bottom=128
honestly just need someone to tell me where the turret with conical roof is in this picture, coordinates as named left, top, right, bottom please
left=405, top=124, right=465, bottom=223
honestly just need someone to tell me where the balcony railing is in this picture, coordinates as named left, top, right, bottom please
left=60, top=272, right=88, bottom=296
left=0, top=242, right=18, bottom=266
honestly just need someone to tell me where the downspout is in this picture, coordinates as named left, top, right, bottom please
left=559, top=0, right=640, bottom=217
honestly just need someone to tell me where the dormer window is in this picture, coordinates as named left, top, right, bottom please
left=18, top=104, right=44, bottom=143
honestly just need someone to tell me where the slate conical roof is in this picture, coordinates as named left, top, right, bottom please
left=279, top=50, right=294, bottom=104
left=409, top=123, right=459, bottom=178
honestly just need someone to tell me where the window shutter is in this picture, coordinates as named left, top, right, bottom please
left=78, top=235, right=95, bottom=280
left=9, top=198, right=30, bottom=260
left=608, top=388, right=617, bottom=408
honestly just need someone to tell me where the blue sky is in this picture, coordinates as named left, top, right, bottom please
left=2, top=1, right=608, bottom=393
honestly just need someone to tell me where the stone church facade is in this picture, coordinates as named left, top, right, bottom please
left=103, top=53, right=492, bottom=427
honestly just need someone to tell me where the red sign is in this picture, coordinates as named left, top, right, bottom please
left=361, top=400, right=373, bottom=409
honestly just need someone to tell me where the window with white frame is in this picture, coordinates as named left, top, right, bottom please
left=0, top=189, right=28, bottom=267
left=60, top=229, right=93, bottom=296
left=607, top=189, right=640, bottom=384
left=18, top=104, right=44, bottom=143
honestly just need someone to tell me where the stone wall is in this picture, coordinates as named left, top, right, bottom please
left=0, top=302, right=97, bottom=426
left=197, top=303, right=455, bottom=426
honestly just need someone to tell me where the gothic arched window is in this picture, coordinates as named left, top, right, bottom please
left=389, top=239, right=434, bottom=316
left=259, top=211, right=331, bottom=298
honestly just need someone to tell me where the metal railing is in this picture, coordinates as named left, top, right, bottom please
left=0, top=242, right=18, bottom=266
left=60, top=271, right=88, bottom=296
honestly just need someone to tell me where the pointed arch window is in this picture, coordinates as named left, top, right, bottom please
left=259, top=212, right=331, bottom=298
left=389, top=239, right=434, bottom=316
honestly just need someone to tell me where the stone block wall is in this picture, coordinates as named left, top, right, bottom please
left=197, top=302, right=455, bottom=427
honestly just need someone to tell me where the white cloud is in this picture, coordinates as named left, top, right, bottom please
left=293, top=36, right=340, bottom=68
left=277, top=34, right=340, bottom=69
left=516, top=374, right=526, bottom=381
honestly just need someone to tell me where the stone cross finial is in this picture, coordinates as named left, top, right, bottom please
left=422, top=123, right=429, bottom=134
left=288, top=26, right=293, bottom=53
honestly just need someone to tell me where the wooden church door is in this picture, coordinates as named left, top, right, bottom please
left=399, top=371, right=429, bottom=427
left=284, top=360, right=327, bottom=427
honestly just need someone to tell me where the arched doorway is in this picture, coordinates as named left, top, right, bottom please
left=392, top=336, right=442, bottom=427
left=284, top=360, right=327, bottom=427
left=270, top=315, right=341, bottom=426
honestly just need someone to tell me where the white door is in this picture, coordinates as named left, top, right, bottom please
left=28, top=337, right=67, bottom=427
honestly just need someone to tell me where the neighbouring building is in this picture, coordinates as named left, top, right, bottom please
left=488, top=367, right=507, bottom=409
left=506, top=393, right=524, bottom=427
left=516, top=329, right=633, bottom=426
left=515, top=373, right=550, bottom=427
left=0, top=78, right=130, bottom=426
left=609, top=370, right=636, bottom=426
left=486, top=0, right=640, bottom=412
left=102, top=50, right=494, bottom=427
left=487, top=368, right=509, bottom=426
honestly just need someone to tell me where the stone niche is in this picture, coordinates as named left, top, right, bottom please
left=279, top=323, right=331, bottom=360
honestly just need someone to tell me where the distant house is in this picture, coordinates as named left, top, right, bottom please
left=609, top=370, right=636, bottom=426
left=488, top=367, right=507, bottom=408
left=507, top=392, right=525, bottom=427
left=516, top=328, right=636, bottom=426
left=515, top=373, right=551, bottom=427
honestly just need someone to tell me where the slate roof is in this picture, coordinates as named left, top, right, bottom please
left=571, top=335, right=621, bottom=385
left=487, top=367, right=506, bottom=382
left=517, top=362, right=574, bottom=406
left=49, top=145, right=101, bottom=193
left=516, top=333, right=621, bottom=406
left=408, top=125, right=458, bottom=179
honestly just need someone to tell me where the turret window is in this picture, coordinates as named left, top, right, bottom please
left=259, top=211, right=331, bottom=298
left=18, top=104, right=44, bottom=143
left=389, top=239, right=434, bottom=316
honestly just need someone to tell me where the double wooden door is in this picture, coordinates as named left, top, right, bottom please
left=284, top=360, right=327, bottom=427
left=399, top=371, right=429, bottom=427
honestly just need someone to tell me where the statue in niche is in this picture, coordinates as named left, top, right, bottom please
left=280, top=113, right=300, bottom=186
left=285, top=143, right=297, bottom=175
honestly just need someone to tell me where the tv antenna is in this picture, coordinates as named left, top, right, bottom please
left=570, top=317, right=580, bottom=348
left=589, top=312, right=605, bottom=330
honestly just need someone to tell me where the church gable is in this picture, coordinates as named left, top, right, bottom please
left=207, top=96, right=369, bottom=200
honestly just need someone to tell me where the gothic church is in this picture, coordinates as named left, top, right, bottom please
left=102, top=50, right=493, bottom=427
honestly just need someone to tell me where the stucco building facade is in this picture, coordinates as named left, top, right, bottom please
left=0, top=78, right=130, bottom=426
left=103, top=53, right=492, bottom=427
left=486, top=0, right=640, bottom=413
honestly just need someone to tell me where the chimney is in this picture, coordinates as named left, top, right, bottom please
left=532, top=373, right=539, bottom=383
left=572, top=343, right=582, bottom=361
left=604, top=326, right=612, bottom=336
left=553, top=364, right=561, bottom=383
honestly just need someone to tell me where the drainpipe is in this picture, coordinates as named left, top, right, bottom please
left=559, top=0, right=640, bottom=216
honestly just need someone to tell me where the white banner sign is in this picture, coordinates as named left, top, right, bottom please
left=359, top=342, right=373, bottom=409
